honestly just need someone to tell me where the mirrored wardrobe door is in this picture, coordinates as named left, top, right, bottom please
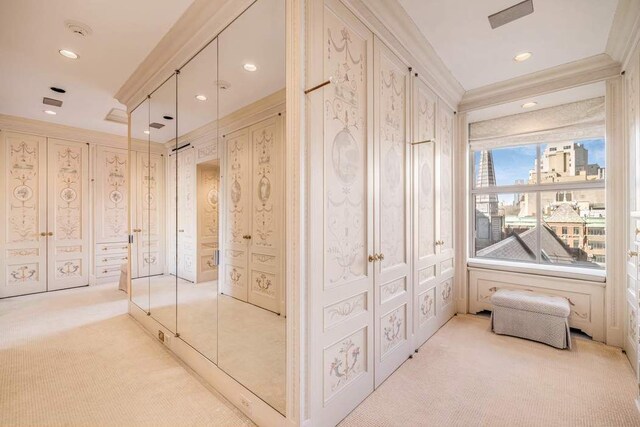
left=148, top=75, right=174, bottom=332
left=176, top=38, right=219, bottom=363
left=217, top=0, right=286, bottom=414
left=130, top=98, right=150, bottom=312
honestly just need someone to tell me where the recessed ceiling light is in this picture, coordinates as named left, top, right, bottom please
left=243, top=63, right=257, bottom=72
left=514, top=52, right=532, bottom=62
left=43, top=110, right=57, bottom=115
left=521, top=102, right=538, bottom=109
left=143, top=130, right=150, bottom=135
left=59, top=49, right=79, bottom=59
left=195, top=94, right=207, bottom=101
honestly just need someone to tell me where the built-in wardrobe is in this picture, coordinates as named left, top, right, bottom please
left=0, top=132, right=90, bottom=298
left=306, top=0, right=456, bottom=424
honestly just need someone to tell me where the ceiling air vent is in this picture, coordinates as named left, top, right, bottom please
left=43, top=97, right=62, bottom=107
left=149, top=122, right=165, bottom=129
left=488, top=0, right=534, bottom=29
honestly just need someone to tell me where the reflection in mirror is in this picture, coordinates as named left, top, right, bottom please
left=148, top=75, right=175, bottom=332
left=175, top=38, right=219, bottom=363
left=218, top=0, right=286, bottom=413
left=130, top=98, right=149, bottom=312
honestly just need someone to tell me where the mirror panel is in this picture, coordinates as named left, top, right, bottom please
left=176, top=38, right=220, bottom=363
left=130, top=98, right=149, bottom=312
left=217, top=0, right=286, bottom=413
left=148, top=75, right=176, bottom=332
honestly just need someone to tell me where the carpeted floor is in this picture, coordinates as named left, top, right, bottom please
left=341, top=314, right=640, bottom=427
left=0, top=283, right=252, bottom=427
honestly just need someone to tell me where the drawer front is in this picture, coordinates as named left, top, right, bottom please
left=96, top=242, right=129, bottom=254
left=96, top=264, right=123, bottom=278
left=95, top=254, right=128, bottom=267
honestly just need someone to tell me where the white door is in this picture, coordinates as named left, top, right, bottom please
left=221, top=128, right=250, bottom=300
left=131, top=151, right=145, bottom=278
left=412, top=75, right=440, bottom=346
left=373, top=38, right=412, bottom=386
left=94, top=146, right=128, bottom=243
left=46, top=138, right=89, bottom=291
left=625, top=51, right=640, bottom=371
left=197, top=161, right=219, bottom=283
left=308, top=0, right=374, bottom=424
left=247, top=116, right=283, bottom=313
left=145, top=152, right=165, bottom=277
left=0, top=132, right=48, bottom=298
left=167, top=152, right=177, bottom=276
left=436, top=102, right=456, bottom=323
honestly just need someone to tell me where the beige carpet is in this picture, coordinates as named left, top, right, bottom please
left=341, top=314, right=640, bottom=427
left=0, top=283, right=252, bottom=427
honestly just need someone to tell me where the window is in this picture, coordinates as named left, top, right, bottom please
left=471, top=139, right=606, bottom=270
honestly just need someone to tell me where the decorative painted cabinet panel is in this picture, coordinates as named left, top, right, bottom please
left=94, top=146, right=128, bottom=282
left=308, top=0, right=375, bottom=424
left=373, top=38, right=412, bottom=387
left=197, top=161, right=219, bottom=283
left=308, top=1, right=458, bottom=424
left=0, top=132, right=89, bottom=297
left=131, top=151, right=165, bottom=279
left=221, top=115, right=284, bottom=314
left=411, top=75, right=440, bottom=346
left=177, top=148, right=197, bottom=282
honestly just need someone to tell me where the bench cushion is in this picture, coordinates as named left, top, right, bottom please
left=491, top=289, right=570, bottom=318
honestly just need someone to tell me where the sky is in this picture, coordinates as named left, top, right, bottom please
left=474, top=138, right=605, bottom=205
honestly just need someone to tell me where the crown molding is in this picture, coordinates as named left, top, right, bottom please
left=459, top=54, right=621, bottom=113
left=342, top=0, right=465, bottom=110
left=606, top=0, right=640, bottom=70
left=114, top=0, right=253, bottom=111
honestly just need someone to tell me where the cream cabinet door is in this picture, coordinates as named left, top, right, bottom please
left=95, top=146, right=128, bottom=243
left=625, top=51, right=640, bottom=371
left=167, top=152, right=177, bottom=276
left=436, top=102, right=456, bottom=323
left=308, top=0, right=374, bottom=424
left=177, top=148, right=196, bottom=282
left=247, top=116, right=283, bottom=313
left=373, top=38, right=412, bottom=387
left=221, top=128, right=250, bottom=300
left=197, top=162, right=219, bottom=283
left=411, top=75, right=440, bottom=346
left=47, top=138, right=89, bottom=291
left=0, top=132, right=48, bottom=298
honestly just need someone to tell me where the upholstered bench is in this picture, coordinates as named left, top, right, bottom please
left=490, top=289, right=571, bottom=349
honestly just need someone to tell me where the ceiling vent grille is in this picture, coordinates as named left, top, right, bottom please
left=43, top=97, right=62, bottom=107
left=104, top=108, right=127, bottom=125
left=488, top=0, right=534, bottom=29
left=149, top=122, right=165, bottom=129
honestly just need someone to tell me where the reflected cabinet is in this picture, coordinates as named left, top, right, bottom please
left=128, top=0, right=287, bottom=416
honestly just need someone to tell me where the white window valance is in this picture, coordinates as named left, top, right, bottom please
left=469, top=96, right=605, bottom=151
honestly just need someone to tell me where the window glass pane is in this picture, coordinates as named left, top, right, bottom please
left=473, top=144, right=538, bottom=188
left=540, top=139, right=605, bottom=184
left=474, top=193, right=538, bottom=263
left=540, top=189, right=605, bottom=269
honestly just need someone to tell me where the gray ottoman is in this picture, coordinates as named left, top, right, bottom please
left=490, top=289, right=571, bottom=349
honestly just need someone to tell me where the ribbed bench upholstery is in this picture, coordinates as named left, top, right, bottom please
left=490, top=289, right=571, bottom=349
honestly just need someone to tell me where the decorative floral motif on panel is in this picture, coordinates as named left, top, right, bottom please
left=8, top=140, right=38, bottom=242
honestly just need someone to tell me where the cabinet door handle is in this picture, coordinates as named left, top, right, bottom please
left=243, top=234, right=252, bottom=240
left=48, top=232, right=54, bottom=236
left=378, top=253, right=384, bottom=260
left=178, top=229, right=185, bottom=233
left=629, top=251, right=638, bottom=258
left=368, top=254, right=378, bottom=262
left=40, top=232, right=47, bottom=237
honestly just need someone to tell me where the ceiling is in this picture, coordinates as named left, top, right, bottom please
left=0, top=0, right=193, bottom=136
left=398, top=0, right=619, bottom=90
left=130, top=0, right=285, bottom=144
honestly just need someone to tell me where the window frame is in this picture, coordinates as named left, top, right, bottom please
left=469, top=139, right=606, bottom=273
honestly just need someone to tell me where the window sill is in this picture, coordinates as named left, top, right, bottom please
left=467, top=258, right=606, bottom=284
